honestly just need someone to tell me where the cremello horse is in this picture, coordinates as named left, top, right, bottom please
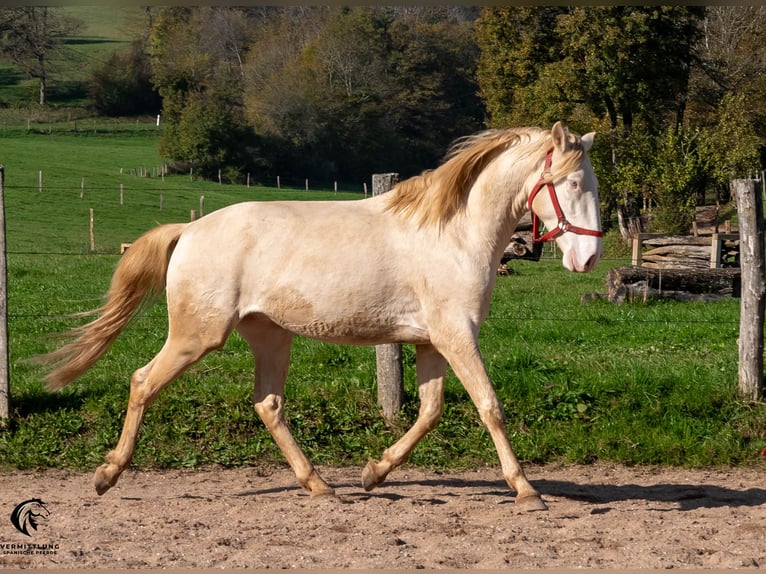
left=42, top=122, right=602, bottom=511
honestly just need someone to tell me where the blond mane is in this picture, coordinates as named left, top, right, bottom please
left=385, top=126, right=586, bottom=227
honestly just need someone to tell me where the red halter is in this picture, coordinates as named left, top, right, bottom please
left=527, top=148, right=604, bottom=243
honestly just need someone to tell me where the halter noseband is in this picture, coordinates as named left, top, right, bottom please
left=527, top=148, right=604, bottom=244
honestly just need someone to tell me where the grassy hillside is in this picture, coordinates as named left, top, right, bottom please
left=0, top=7, right=146, bottom=107
left=0, top=128, right=764, bottom=473
left=1, top=128, right=362, bottom=253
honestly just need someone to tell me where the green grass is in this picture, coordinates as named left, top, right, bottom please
left=0, top=128, right=764, bottom=475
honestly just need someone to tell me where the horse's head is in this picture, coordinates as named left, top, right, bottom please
left=527, top=122, right=603, bottom=273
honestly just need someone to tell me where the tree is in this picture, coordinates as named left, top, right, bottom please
left=691, top=7, right=766, bottom=139
left=650, top=127, right=707, bottom=234
left=383, top=10, right=484, bottom=174
left=699, top=93, right=762, bottom=191
left=476, top=7, right=569, bottom=128
left=244, top=7, right=483, bottom=181
left=558, top=7, right=704, bottom=134
left=150, top=7, right=257, bottom=179
left=0, top=7, right=83, bottom=105
left=476, top=7, right=705, bottom=236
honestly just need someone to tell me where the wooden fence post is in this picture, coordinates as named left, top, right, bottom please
left=89, top=208, right=95, bottom=252
left=0, top=166, right=10, bottom=420
left=733, top=178, right=765, bottom=401
left=372, top=172, right=403, bottom=421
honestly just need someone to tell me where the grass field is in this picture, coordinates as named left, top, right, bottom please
left=0, top=128, right=764, bottom=474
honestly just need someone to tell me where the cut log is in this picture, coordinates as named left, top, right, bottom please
left=642, top=235, right=712, bottom=247
left=640, top=258, right=711, bottom=270
left=642, top=244, right=711, bottom=259
left=602, top=266, right=741, bottom=304
left=500, top=233, right=539, bottom=263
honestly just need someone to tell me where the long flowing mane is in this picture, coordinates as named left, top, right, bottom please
left=385, top=126, right=586, bottom=227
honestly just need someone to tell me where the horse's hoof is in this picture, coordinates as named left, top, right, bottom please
left=516, top=493, right=548, bottom=511
left=94, top=464, right=119, bottom=496
left=361, top=460, right=384, bottom=491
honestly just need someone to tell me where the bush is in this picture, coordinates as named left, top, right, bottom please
left=160, top=92, right=266, bottom=182
left=649, top=128, right=705, bottom=234
left=89, top=40, right=161, bottom=116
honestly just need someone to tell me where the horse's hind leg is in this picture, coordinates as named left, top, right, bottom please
left=362, top=343, right=446, bottom=490
left=94, top=325, right=230, bottom=495
left=238, top=317, right=334, bottom=498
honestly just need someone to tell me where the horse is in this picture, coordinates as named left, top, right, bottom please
left=40, top=121, right=602, bottom=511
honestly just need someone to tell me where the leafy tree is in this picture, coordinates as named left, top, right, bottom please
left=650, top=128, right=707, bottom=234
left=150, top=7, right=257, bottom=179
left=699, top=93, right=762, bottom=198
left=174, top=93, right=257, bottom=181
left=0, top=7, right=83, bottom=105
left=476, top=7, right=569, bottom=128
left=383, top=10, right=484, bottom=175
left=244, top=7, right=482, bottom=181
left=476, top=6, right=705, bottom=235
left=557, top=6, right=703, bottom=134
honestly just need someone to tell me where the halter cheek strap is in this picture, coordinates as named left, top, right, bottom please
left=527, top=148, right=604, bottom=243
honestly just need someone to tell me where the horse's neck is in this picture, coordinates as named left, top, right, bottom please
left=461, top=160, right=533, bottom=266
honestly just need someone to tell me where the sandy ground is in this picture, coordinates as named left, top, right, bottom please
left=0, top=462, right=764, bottom=570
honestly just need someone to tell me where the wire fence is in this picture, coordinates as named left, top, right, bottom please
left=5, top=249, right=741, bottom=328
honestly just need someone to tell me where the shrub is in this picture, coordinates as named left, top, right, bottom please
left=89, top=40, right=161, bottom=116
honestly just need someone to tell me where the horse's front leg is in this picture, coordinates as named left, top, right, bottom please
left=239, top=318, right=334, bottom=498
left=363, top=343, right=446, bottom=490
left=438, top=335, right=548, bottom=511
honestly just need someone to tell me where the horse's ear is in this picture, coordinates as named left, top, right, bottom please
left=581, top=132, right=595, bottom=151
left=551, top=121, right=568, bottom=152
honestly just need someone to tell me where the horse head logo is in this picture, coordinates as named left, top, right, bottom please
left=10, top=499, right=50, bottom=537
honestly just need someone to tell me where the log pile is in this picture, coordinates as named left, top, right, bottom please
left=582, top=266, right=742, bottom=304
left=634, top=234, right=739, bottom=270
left=498, top=213, right=542, bottom=274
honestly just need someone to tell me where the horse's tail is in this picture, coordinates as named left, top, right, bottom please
left=41, top=223, right=187, bottom=391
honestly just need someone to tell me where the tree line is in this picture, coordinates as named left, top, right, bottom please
left=2, top=6, right=764, bottom=235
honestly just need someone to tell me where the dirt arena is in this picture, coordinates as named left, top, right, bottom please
left=0, top=463, right=764, bottom=569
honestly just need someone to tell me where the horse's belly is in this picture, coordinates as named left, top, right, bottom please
left=244, top=291, right=430, bottom=344
left=289, top=320, right=430, bottom=345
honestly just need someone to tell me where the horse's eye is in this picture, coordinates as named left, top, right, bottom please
left=568, top=180, right=579, bottom=190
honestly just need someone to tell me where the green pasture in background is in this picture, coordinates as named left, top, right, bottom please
left=0, top=7, right=142, bottom=106
left=0, top=125, right=363, bottom=254
left=0, top=127, right=764, bottom=473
